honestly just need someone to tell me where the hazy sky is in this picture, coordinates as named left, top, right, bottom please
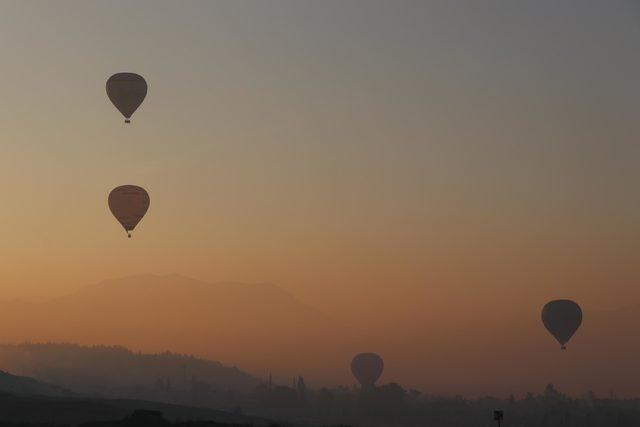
left=1, top=0, right=640, bottom=393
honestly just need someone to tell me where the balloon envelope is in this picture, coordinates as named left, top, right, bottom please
left=351, top=353, right=384, bottom=387
left=541, top=299, right=582, bottom=349
left=106, top=73, right=147, bottom=123
left=108, top=185, right=150, bottom=237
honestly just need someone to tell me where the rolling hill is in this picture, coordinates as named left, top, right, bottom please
left=0, top=343, right=258, bottom=397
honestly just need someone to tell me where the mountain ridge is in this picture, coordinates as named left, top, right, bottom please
left=0, top=274, right=353, bottom=383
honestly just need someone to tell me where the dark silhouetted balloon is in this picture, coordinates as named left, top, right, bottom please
left=541, top=299, right=582, bottom=349
left=108, top=185, right=150, bottom=238
left=106, top=73, right=147, bottom=123
left=351, top=353, right=384, bottom=388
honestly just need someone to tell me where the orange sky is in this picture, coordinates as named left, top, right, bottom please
left=1, top=1, right=640, bottom=395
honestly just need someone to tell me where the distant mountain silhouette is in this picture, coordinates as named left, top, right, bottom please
left=0, top=369, right=74, bottom=397
left=0, top=343, right=258, bottom=398
left=0, top=274, right=351, bottom=380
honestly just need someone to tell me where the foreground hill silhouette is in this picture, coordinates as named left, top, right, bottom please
left=0, top=391, right=270, bottom=426
left=0, top=274, right=350, bottom=379
left=0, top=370, right=73, bottom=397
left=0, top=369, right=269, bottom=426
left=0, top=343, right=258, bottom=397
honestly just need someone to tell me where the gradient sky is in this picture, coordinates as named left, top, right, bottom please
left=1, top=0, right=640, bottom=393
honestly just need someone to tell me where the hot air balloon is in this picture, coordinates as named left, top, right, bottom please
left=106, top=73, right=147, bottom=123
left=108, top=185, right=150, bottom=238
left=351, top=353, right=384, bottom=388
left=541, top=299, right=582, bottom=350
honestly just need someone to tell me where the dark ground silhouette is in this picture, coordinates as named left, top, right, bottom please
left=243, top=381, right=640, bottom=426
left=2, top=374, right=640, bottom=427
left=1, top=343, right=640, bottom=426
left=0, top=409, right=267, bottom=427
